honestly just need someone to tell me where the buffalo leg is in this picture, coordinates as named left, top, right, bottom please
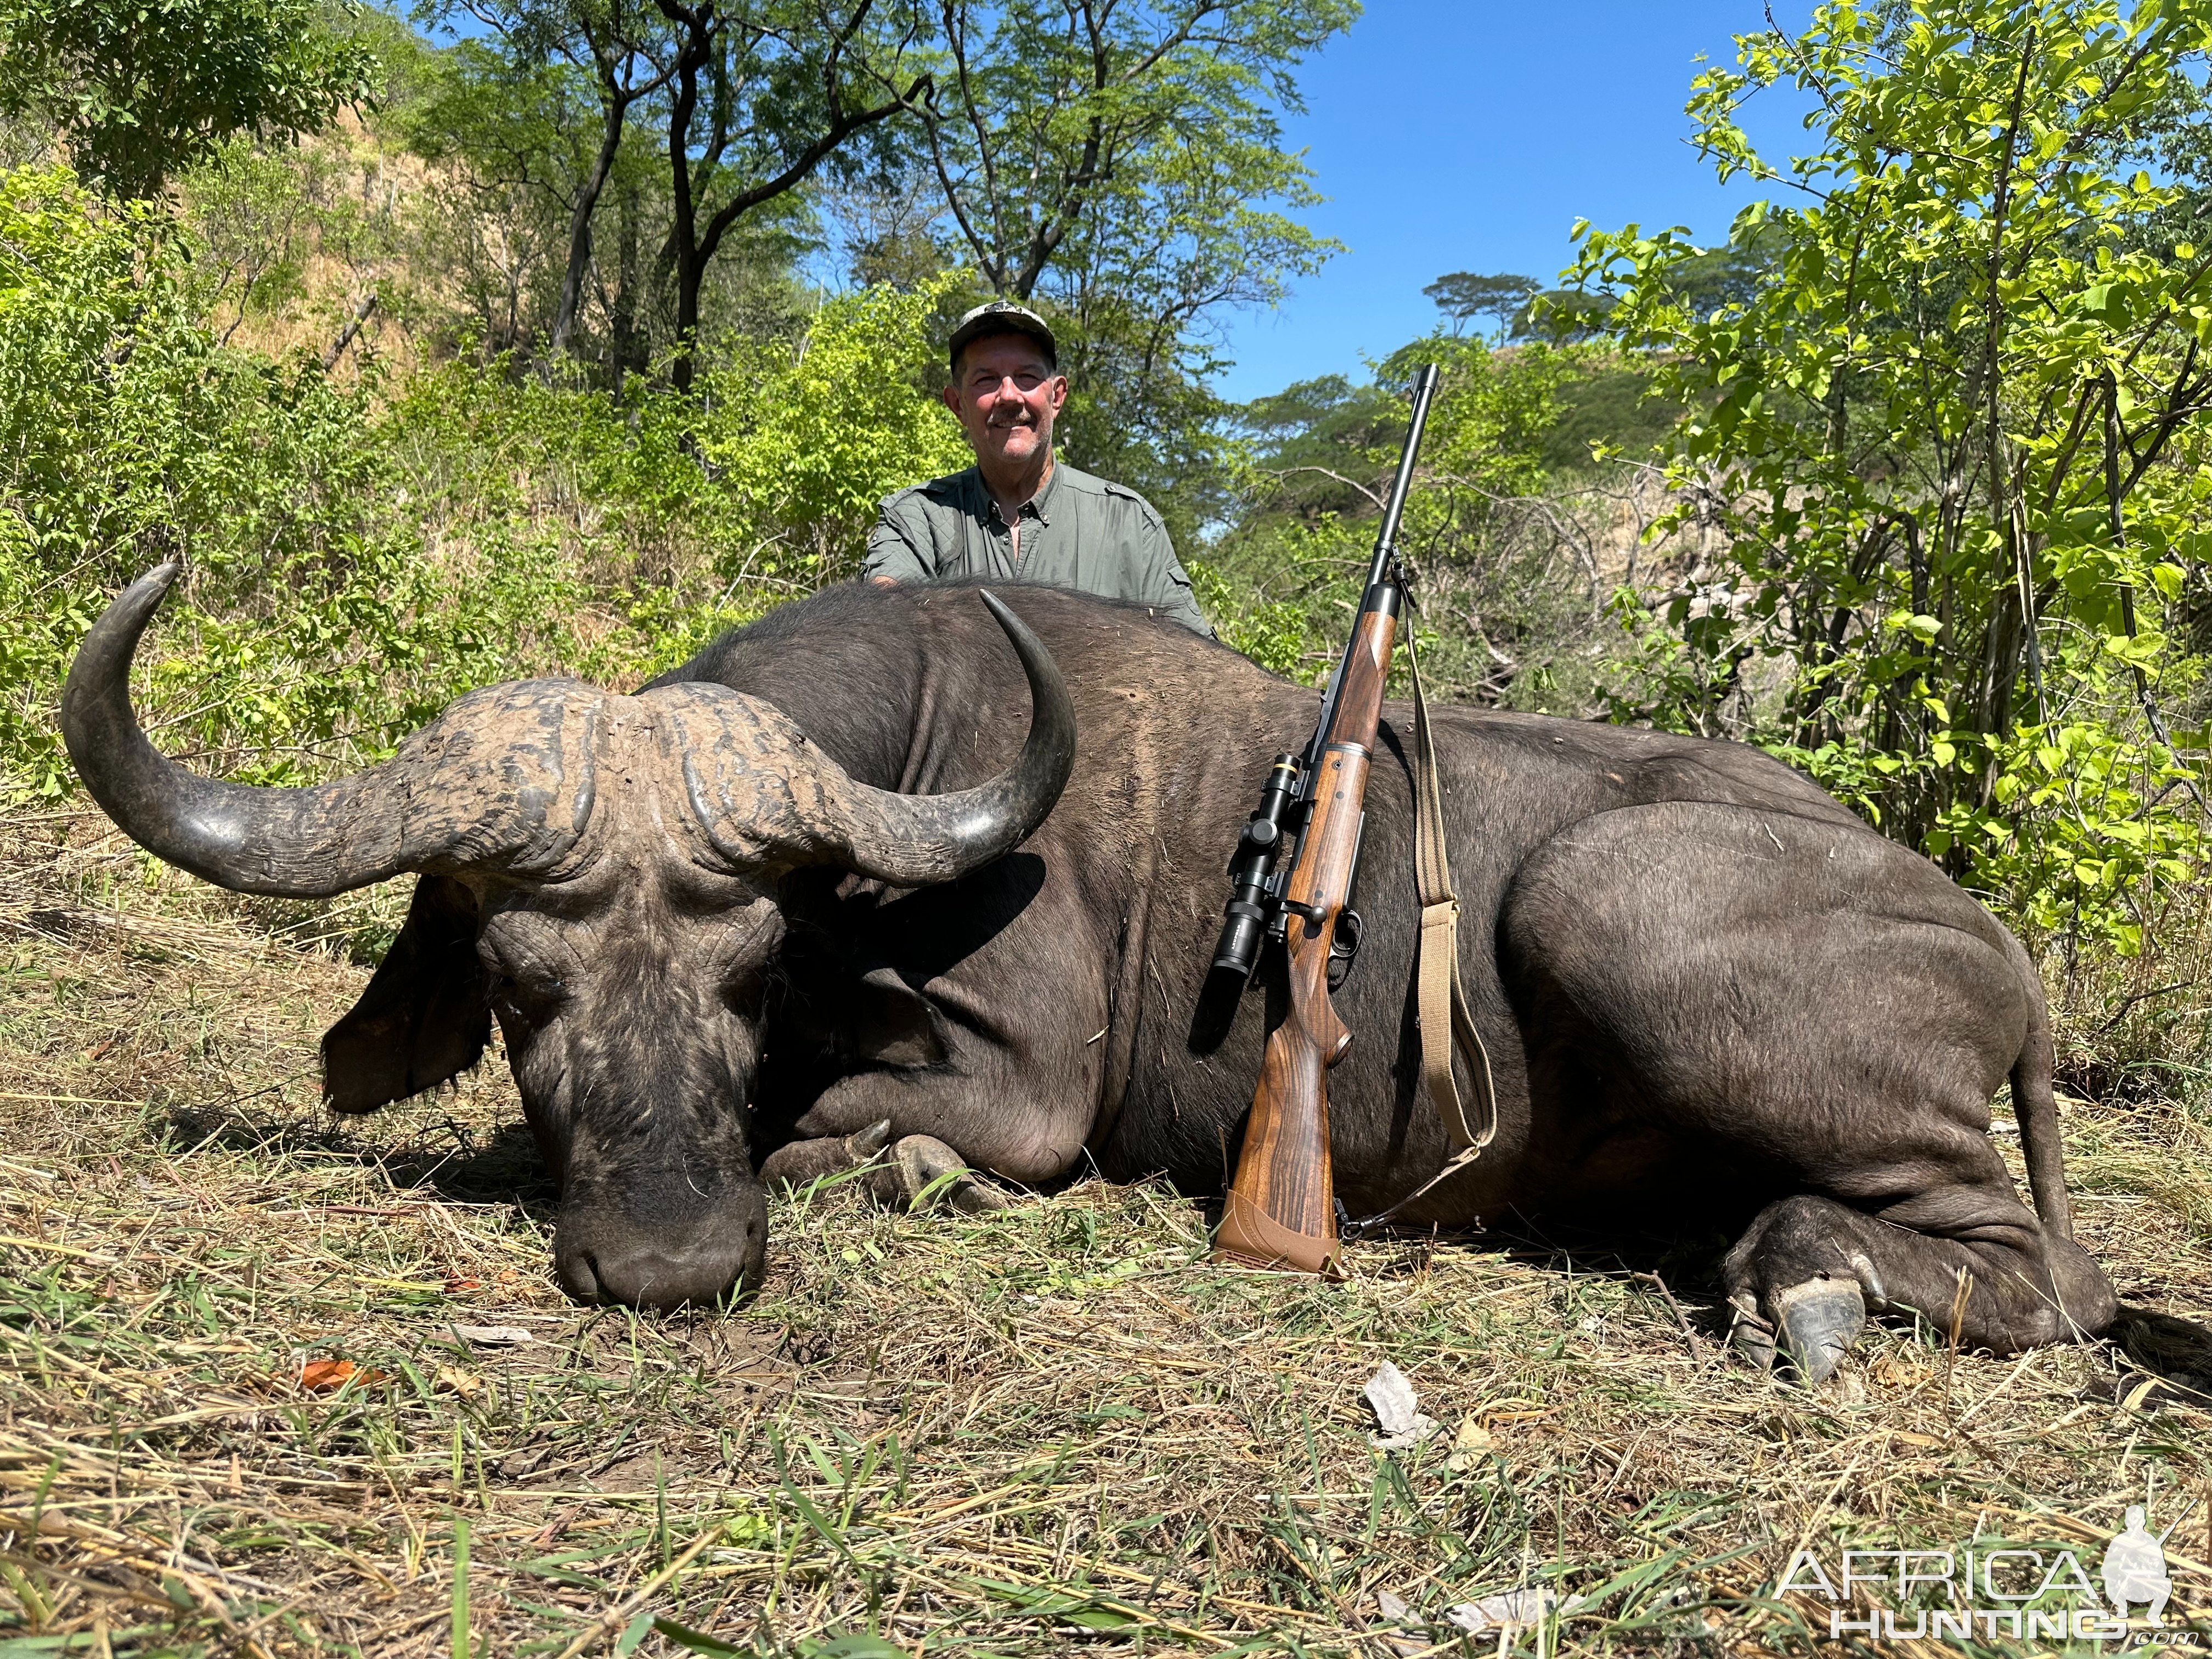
left=759, top=1120, right=892, bottom=1188
left=1499, top=801, right=2123, bottom=1384
left=772, top=864, right=1109, bottom=1192
left=1724, top=1188, right=2115, bottom=1381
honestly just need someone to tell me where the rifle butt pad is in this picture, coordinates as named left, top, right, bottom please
left=1212, top=1191, right=1343, bottom=1278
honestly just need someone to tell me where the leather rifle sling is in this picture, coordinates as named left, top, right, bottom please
left=1358, top=624, right=1498, bottom=1227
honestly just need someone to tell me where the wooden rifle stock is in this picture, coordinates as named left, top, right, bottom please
left=1212, top=363, right=1441, bottom=1276
left=1214, top=601, right=1398, bottom=1274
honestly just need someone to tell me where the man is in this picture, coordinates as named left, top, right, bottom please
left=864, top=301, right=1214, bottom=635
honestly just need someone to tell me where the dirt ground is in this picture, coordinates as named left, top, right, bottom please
left=5, top=805, right=2212, bottom=1657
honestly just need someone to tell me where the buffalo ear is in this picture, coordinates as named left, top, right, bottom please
left=321, top=875, right=490, bottom=1113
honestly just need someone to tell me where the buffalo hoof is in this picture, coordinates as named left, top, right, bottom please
left=1729, top=1291, right=1778, bottom=1371
left=873, top=1134, right=1011, bottom=1215
left=1772, top=1276, right=1867, bottom=1383
left=844, top=1118, right=894, bottom=1165
left=1845, top=1251, right=1889, bottom=1311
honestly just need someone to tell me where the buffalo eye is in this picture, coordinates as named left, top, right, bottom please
left=480, top=948, right=567, bottom=1016
left=721, top=956, right=770, bottom=1004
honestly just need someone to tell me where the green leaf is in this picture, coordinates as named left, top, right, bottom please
left=652, top=1618, right=744, bottom=1657
left=1065, top=1606, right=1143, bottom=1630
left=797, top=1637, right=904, bottom=1658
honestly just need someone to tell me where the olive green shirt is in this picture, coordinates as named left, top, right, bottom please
left=864, top=460, right=1213, bottom=635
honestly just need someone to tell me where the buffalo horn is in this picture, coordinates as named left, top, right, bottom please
left=61, top=564, right=597, bottom=897
left=820, top=591, right=1076, bottom=885
left=676, top=590, right=1077, bottom=887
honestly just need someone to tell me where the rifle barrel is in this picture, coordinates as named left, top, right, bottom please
left=1307, top=364, right=1443, bottom=782
left=1363, top=363, right=1443, bottom=592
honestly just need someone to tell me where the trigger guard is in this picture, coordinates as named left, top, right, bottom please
left=1327, top=909, right=1364, bottom=992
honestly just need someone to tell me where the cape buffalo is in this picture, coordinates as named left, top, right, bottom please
left=61, top=565, right=2180, bottom=1382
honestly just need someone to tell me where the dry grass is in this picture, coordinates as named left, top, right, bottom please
left=7, top=806, right=2212, bottom=1657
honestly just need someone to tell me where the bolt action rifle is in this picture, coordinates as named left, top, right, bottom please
left=1209, top=364, right=1447, bottom=1274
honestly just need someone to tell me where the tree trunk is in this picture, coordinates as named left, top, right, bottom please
left=651, top=0, right=924, bottom=393
left=320, top=290, right=378, bottom=370
left=656, top=0, right=712, bottom=394
left=552, top=108, right=629, bottom=357
left=610, top=182, right=642, bottom=401
left=672, top=247, right=705, bottom=394
left=1971, top=582, right=2024, bottom=807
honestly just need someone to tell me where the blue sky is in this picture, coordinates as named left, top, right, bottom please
left=1215, top=0, right=1813, bottom=400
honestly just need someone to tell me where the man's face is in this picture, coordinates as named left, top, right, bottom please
left=944, top=334, right=1066, bottom=473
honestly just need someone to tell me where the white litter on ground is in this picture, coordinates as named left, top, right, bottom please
left=1446, top=1588, right=1557, bottom=1633
left=1362, top=1361, right=1440, bottom=1450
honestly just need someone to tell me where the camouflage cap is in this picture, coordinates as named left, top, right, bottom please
left=947, top=301, right=1057, bottom=373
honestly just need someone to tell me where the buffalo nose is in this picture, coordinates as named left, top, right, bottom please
left=555, top=1188, right=768, bottom=1310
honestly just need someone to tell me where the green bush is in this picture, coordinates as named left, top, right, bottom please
left=0, top=162, right=437, bottom=794
left=696, top=279, right=973, bottom=580
left=1574, top=0, right=2212, bottom=954
left=374, top=276, right=970, bottom=681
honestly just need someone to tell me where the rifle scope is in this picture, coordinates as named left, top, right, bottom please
left=1210, top=751, right=1301, bottom=979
